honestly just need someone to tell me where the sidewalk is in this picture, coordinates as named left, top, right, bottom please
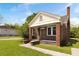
left=0, top=38, right=22, bottom=40
left=72, top=48, right=79, bottom=56
left=20, top=43, right=70, bottom=56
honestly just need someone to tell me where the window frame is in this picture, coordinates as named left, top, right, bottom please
left=39, top=15, right=43, bottom=21
left=32, top=29, right=34, bottom=36
left=47, top=26, right=56, bottom=36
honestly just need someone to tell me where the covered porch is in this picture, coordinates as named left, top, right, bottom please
left=29, top=22, right=61, bottom=46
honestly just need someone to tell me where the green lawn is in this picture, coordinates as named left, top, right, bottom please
left=0, top=36, right=22, bottom=39
left=72, top=38, right=79, bottom=48
left=35, top=38, right=79, bottom=54
left=0, top=37, right=78, bottom=56
left=0, top=40, right=49, bottom=56
left=73, top=42, right=79, bottom=48
left=36, top=44, right=71, bottom=54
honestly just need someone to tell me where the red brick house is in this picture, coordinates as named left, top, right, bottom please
left=28, top=7, right=70, bottom=46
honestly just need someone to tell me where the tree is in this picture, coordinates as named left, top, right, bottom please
left=26, top=13, right=37, bottom=23
left=14, top=23, right=21, bottom=30
left=13, top=23, right=22, bottom=35
left=4, top=23, right=22, bottom=35
left=21, top=13, right=37, bottom=37
left=76, top=26, right=79, bottom=38
left=70, top=25, right=79, bottom=38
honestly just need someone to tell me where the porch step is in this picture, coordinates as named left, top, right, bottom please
left=31, top=39, right=39, bottom=42
left=40, top=40, right=56, bottom=44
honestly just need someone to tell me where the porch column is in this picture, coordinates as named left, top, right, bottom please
left=56, top=23, right=61, bottom=46
left=35, top=27, right=40, bottom=41
left=40, top=28, right=41, bottom=40
left=29, top=27, right=32, bottom=41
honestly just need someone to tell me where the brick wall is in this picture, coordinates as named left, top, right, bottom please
left=56, top=23, right=61, bottom=46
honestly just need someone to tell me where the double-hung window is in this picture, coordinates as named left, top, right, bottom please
left=47, top=26, right=56, bottom=36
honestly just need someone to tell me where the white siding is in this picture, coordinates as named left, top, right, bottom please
left=29, top=14, right=60, bottom=27
left=0, top=28, right=18, bottom=36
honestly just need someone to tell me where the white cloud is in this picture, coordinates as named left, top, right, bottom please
left=10, top=3, right=33, bottom=16
left=70, top=17, right=79, bottom=26
left=6, top=3, right=33, bottom=25
left=75, top=9, right=79, bottom=14
left=74, top=6, right=79, bottom=16
left=10, top=6, right=17, bottom=11
left=65, top=3, right=72, bottom=9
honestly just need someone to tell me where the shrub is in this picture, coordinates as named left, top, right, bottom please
left=70, top=26, right=79, bottom=38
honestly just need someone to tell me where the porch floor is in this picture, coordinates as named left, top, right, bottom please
left=31, top=39, right=56, bottom=44
left=41, top=40, right=56, bottom=44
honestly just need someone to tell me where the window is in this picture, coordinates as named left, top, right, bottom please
left=53, top=27, right=56, bottom=35
left=39, top=16, right=43, bottom=21
left=47, top=26, right=56, bottom=36
left=48, top=27, right=51, bottom=35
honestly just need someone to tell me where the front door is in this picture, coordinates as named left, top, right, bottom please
left=40, top=27, right=46, bottom=40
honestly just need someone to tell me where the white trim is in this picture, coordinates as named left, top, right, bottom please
left=47, top=26, right=51, bottom=36
left=29, top=11, right=61, bottom=27
left=47, top=26, right=56, bottom=36
left=32, top=29, right=34, bottom=36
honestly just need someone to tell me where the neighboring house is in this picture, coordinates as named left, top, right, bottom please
left=28, top=7, right=70, bottom=46
left=0, top=25, right=19, bottom=36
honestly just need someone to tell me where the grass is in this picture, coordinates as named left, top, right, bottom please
left=36, top=44, right=71, bottom=54
left=0, top=40, right=49, bottom=56
left=68, top=38, right=79, bottom=48
left=0, top=36, right=78, bottom=56
left=0, top=36, right=22, bottom=39
left=35, top=38, right=79, bottom=54
left=72, top=38, right=79, bottom=48
left=73, top=42, right=79, bottom=48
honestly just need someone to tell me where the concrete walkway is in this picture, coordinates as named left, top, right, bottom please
left=72, top=48, right=79, bottom=56
left=20, top=43, right=70, bottom=56
left=0, top=38, right=22, bottom=40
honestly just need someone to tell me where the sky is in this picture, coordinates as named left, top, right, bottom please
left=0, top=3, right=79, bottom=26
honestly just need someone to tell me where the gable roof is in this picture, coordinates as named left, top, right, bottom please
left=29, top=11, right=62, bottom=26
